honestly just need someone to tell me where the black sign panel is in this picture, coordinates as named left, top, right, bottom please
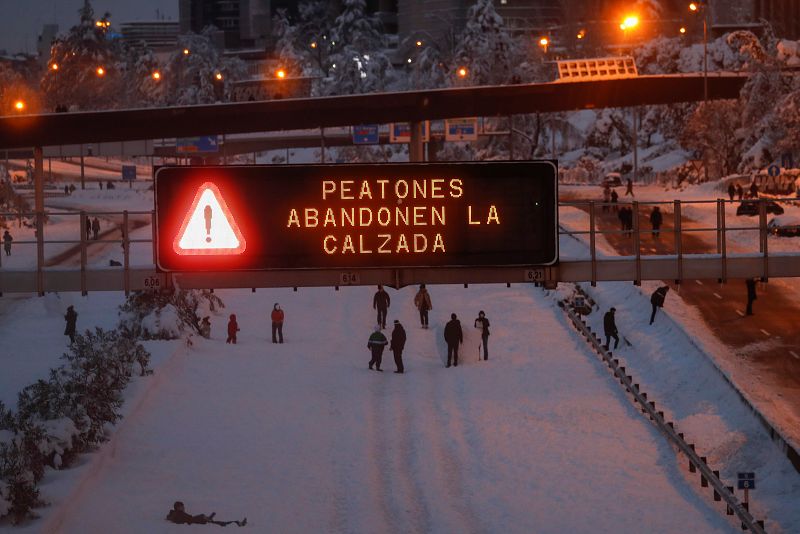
left=154, top=162, right=558, bottom=272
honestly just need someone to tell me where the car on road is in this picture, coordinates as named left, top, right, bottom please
left=735, top=200, right=785, bottom=216
left=767, top=215, right=800, bottom=237
left=601, top=172, right=622, bottom=187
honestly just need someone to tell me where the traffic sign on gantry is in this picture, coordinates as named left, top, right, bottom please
left=154, top=161, right=558, bottom=272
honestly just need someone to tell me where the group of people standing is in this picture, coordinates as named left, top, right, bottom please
left=85, top=217, right=102, bottom=241
left=368, top=285, right=491, bottom=372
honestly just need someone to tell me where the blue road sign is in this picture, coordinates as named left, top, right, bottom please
left=177, top=135, right=219, bottom=154
left=737, top=472, right=755, bottom=490
left=767, top=164, right=780, bottom=177
left=121, top=165, right=137, bottom=181
left=352, top=125, right=380, bottom=145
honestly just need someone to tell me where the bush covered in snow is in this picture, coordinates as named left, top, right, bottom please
left=118, top=288, right=224, bottom=340
left=0, top=330, right=152, bottom=525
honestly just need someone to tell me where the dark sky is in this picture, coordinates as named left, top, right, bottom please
left=0, top=0, right=178, bottom=55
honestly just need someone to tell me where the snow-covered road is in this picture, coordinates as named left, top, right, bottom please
left=37, top=285, right=732, bottom=533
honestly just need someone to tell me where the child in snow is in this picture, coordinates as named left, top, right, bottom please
left=227, top=314, right=240, bottom=344
left=165, top=501, right=246, bottom=527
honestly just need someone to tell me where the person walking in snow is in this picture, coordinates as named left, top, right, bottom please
left=649, top=206, right=663, bottom=238
left=474, top=310, right=490, bottom=361
left=649, top=285, right=670, bottom=325
left=85, top=217, right=92, bottom=241
left=603, top=307, right=619, bottom=350
left=413, top=284, right=432, bottom=329
left=271, top=303, right=284, bottom=343
left=736, top=183, right=744, bottom=201
left=745, top=278, right=757, bottom=316
left=64, top=305, right=78, bottom=344
left=2, top=229, right=12, bottom=256
left=444, top=313, right=463, bottom=368
left=368, top=325, right=388, bottom=371
left=727, top=182, right=736, bottom=201
left=91, top=217, right=101, bottom=240
left=226, top=314, right=239, bottom=344
left=749, top=181, right=759, bottom=199
left=373, top=284, right=391, bottom=330
left=390, top=319, right=406, bottom=373
left=610, top=189, right=619, bottom=211
left=625, top=178, right=634, bottom=197
left=602, top=185, right=611, bottom=212
left=166, top=501, right=246, bottom=527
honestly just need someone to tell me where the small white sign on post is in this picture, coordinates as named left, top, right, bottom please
left=445, top=118, right=478, bottom=142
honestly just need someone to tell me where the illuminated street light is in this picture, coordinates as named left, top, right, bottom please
left=577, top=29, right=586, bottom=39
left=310, top=42, right=317, bottom=49
left=215, top=72, right=223, bottom=81
left=152, top=71, right=161, bottom=81
left=183, top=48, right=190, bottom=55
left=14, top=100, right=25, bottom=112
left=689, top=2, right=699, bottom=11
left=276, top=69, right=286, bottom=79
left=457, top=67, right=468, bottom=78
left=416, top=40, right=423, bottom=47
left=620, top=15, right=639, bottom=30
left=679, top=26, right=687, bottom=34
left=96, top=66, right=105, bottom=77
left=539, top=36, right=549, bottom=53
left=51, top=63, right=59, bottom=71
left=407, top=58, right=412, bottom=63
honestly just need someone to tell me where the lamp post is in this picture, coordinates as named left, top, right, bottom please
left=620, top=15, right=640, bottom=184
left=690, top=2, right=708, bottom=103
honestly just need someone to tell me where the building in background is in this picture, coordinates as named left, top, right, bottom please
left=36, top=24, right=59, bottom=67
left=751, top=0, right=800, bottom=39
left=120, top=21, right=180, bottom=51
left=180, top=0, right=272, bottom=49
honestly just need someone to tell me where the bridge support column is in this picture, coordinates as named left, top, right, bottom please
left=409, top=121, right=424, bottom=162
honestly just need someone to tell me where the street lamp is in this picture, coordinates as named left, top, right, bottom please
left=13, top=100, right=25, bottom=112
left=539, top=37, right=549, bottom=53
left=276, top=69, right=286, bottom=79
left=50, top=63, right=59, bottom=71
left=183, top=48, right=190, bottom=56
left=215, top=72, right=223, bottom=81
left=679, top=26, right=687, bottom=34
left=457, top=66, right=468, bottom=78
left=689, top=1, right=708, bottom=103
left=95, top=66, right=105, bottom=77
left=152, top=71, right=161, bottom=81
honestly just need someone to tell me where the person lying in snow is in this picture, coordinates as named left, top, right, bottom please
left=165, top=501, right=247, bottom=527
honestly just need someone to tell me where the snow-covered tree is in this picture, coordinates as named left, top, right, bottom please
left=0, top=64, right=42, bottom=115
left=272, top=10, right=309, bottom=78
left=297, top=0, right=337, bottom=78
left=324, top=0, right=391, bottom=95
left=40, top=1, right=124, bottom=111
left=451, top=0, right=519, bottom=86
left=680, top=100, right=742, bottom=178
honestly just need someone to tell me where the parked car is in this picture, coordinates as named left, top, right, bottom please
left=601, top=172, right=622, bottom=187
left=767, top=215, right=800, bottom=237
left=736, top=200, right=785, bottom=216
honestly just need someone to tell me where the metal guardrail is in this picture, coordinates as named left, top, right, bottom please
left=1, top=198, right=799, bottom=294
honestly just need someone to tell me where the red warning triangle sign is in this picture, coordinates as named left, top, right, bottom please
left=173, top=182, right=246, bottom=256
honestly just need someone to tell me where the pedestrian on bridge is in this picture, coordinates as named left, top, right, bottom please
left=745, top=278, right=757, bottom=316
left=727, top=182, right=736, bottom=201
left=749, top=182, right=759, bottom=199
left=91, top=217, right=100, bottom=240
left=414, top=284, right=432, bottom=329
left=2, top=230, right=11, bottom=256
left=444, top=313, right=463, bottom=368
left=368, top=325, right=388, bottom=371
left=649, top=286, right=670, bottom=325
left=603, top=307, right=619, bottom=350
left=390, top=319, right=406, bottom=373
left=373, top=284, right=390, bottom=329
left=64, top=305, right=78, bottom=344
left=85, top=218, right=92, bottom=241
left=474, top=310, right=490, bottom=360
left=602, top=185, right=611, bottom=212
left=625, top=178, right=634, bottom=197
left=271, top=303, right=284, bottom=343
left=736, top=183, right=744, bottom=201
left=649, top=206, right=663, bottom=238
left=610, top=189, right=619, bottom=211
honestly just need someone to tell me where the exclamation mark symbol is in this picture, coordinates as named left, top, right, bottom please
left=204, top=205, right=212, bottom=243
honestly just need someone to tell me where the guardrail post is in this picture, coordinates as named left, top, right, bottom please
left=759, top=199, right=769, bottom=282
left=674, top=200, right=682, bottom=284
left=720, top=199, right=727, bottom=283
left=80, top=211, right=87, bottom=295
left=633, top=200, right=641, bottom=285
left=34, top=146, right=44, bottom=296
left=589, top=201, right=597, bottom=287
left=123, top=210, right=130, bottom=296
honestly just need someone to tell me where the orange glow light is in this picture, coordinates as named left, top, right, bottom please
left=539, top=37, right=549, bottom=46
left=14, top=100, right=25, bottom=111
left=152, top=71, right=161, bottom=80
left=96, top=66, right=105, bottom=76
left=183, top=48, right=190, bottom=55
left=51, top=63, right=59, bottom=71
left=457, top=67, right=467, bottom=78
left=276, top=69, right=286, bottom=79
left=310, top=42, right=317, bottom=49
left=679, top=26, right=687, bottom=34
left=215, top=72, right=223, bottom=81
left=174, top=182, right=246, bottom=256
left=621, top=15, right=639, bottom=30
left=416, top=40, right=423, bottom=47
left=689, top=2, right=699, bottom=11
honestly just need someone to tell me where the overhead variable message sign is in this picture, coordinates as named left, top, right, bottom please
left=154, top=161, right=558, bottom=272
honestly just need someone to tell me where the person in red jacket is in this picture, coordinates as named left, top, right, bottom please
left=271, top=303, right=284, bottom=344
left=226, top=314, right=239, bottom=344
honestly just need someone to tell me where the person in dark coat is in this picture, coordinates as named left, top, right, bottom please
left=649, top=206, right=663, bottom=238
left=649, top=285, right=670, bottom=325
left=749, top=182, right=759, bottom=199
left=166, top=501, right=246, bottom=527
left=2, top=230, right=12, bottom=256
left=64, top=305, right=78, bottom=344
left=367, top=325, right=388, bottom=371
left=91, top=217, right=101, bottom=240
left=745, top=278, right=757, bottom=316
left=603, top=307, right=619, bottom=350
left=736, top=183, right=744, bottom=200
left=271, top=303, right=284, bottom=343
left=625, top=178, right=634, bottom=197
left=85, top=218, right=92, bottom=241
left=474, top=310, right=490, bottom=360
left=444, top=313, right=463, bottom=368
left=373, top=285, right=391, bottom=329
left=610, top=189, right=619, bottom=211
left=390, top=319, right=407, bottom=373
left=727, top=183, right=736, bottom=201
left=226, top=314, right=239, bottom=344
left=413, top=284, right=432, bottom=328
